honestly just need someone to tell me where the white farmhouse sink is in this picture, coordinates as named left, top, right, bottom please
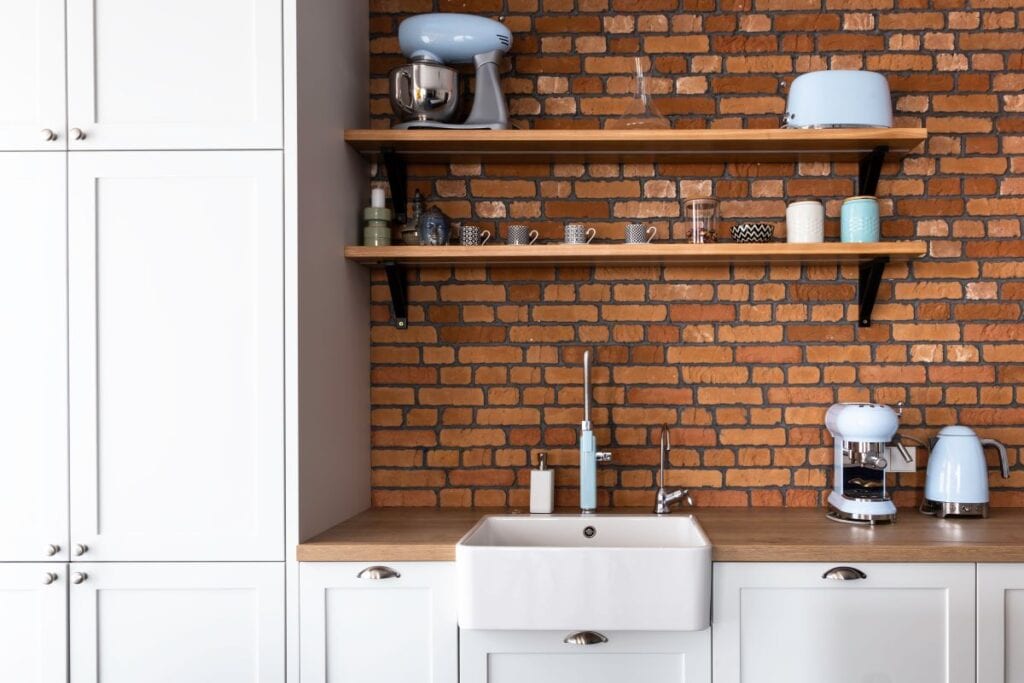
left=456, top=514, right=711, bottom=631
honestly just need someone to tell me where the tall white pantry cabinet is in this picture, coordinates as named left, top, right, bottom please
left=0, top=2, right=370, bottom=682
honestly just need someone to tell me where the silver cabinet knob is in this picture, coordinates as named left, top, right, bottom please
left=357, top=566, right=400, bottom=580
left=564, top=631, right=608, bottom=645
left=42, top=572, right=58, bottom=585
left=41, top=128, right=58, bottom=142
left=71, top=572, right=87, bottom=584
left=70, top=128, right=86, bottom=141
left=822, top=566, right=867, bottom=581
left=74, top=543, right=88, bottom=556
left=46, top=544, right=60, bottom=556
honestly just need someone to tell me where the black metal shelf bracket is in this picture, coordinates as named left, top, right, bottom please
left=384, top=261, right=409, bottom=329
left=858, top=145, right=889, bottom=196
left=380, top=148, right=408, bottom=225
left=858, top=257, right=889, bottom=327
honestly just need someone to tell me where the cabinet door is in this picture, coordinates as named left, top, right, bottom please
left=68, top=152, right=284, bottom=561
left=69, top=562, right=284, bottom=683
left=460, top=629, right=711, bottom=683
left=300, top=562, right=458, bottom=683
left=978, top=563, right=1024, bottom=683
left=0, top=153, right=69, bottom=561
left=0, top=1, right=66, bottom=150
left=0, top=563, right=68, bottom=683
left=66, top=0, right=282, bottom=150
left=713, top=562, right=975, bottom=683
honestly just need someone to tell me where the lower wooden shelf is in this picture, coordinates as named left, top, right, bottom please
left=343, top=241, right=925, bottom=267
left=343, top=241, right=926, bottom=330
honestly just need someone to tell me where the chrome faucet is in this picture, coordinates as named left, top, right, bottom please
left=580, top=350, right=611, bottom=514
left=655, top=424, right=691, bottom=515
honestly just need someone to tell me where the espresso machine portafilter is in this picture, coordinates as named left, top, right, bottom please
left=825, top=403, right=913, bottom=524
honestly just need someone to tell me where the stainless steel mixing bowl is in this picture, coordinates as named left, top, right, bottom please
left=389, top=62, right=459, bottom=123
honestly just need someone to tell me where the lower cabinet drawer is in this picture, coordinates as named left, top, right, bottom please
left=299, top=561, right=457, bottom=683
left=713, top=562, right=976, bottom=683
left=460, top=629, right=711, bottom=683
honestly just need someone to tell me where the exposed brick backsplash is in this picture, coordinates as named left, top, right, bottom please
left=367, top=0, right=1024, bottom=509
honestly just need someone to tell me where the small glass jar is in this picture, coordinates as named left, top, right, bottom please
left=683, top=198, right=719, bottom=244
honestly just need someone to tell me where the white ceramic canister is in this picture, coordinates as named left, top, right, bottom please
left=786, top=200, right=825, bottom=243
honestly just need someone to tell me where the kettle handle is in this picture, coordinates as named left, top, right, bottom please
left=980, top=438, right=1010, bottom=479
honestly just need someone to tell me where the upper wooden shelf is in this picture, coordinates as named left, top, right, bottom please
left=344, top=128, right=927, bottom=163
left=344, top=241, right=926, bottom=267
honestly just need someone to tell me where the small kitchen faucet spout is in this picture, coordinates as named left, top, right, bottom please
left=579, top=350, right=611, bottom=514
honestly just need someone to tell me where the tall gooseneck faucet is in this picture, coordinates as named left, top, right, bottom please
left=580, top=350, right=611, bottom=514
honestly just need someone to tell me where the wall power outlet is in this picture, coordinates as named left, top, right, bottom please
left=887, top=445, right=917, bottom=473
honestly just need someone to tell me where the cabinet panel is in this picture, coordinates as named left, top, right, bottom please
left=0, top=563, right=68, bottom=683
left=0, top=153, right=68, bottom=561
left=68, top=152, right=284, bottom=561
left=69, top=562, right=284, bottom=683
left=300, top=562, right=457, bottom=683
left=66, top=0, right=282, bottom=150
left=713, top=562, right=975, bottom=683
left=978, top=563, right=1024, bottom=683
left=0, top=1, right=66, bottom=150
left=460, top=629, right=710, bottom=683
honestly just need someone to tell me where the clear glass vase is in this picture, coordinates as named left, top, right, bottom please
left=607, top=57, right=670, bottom=130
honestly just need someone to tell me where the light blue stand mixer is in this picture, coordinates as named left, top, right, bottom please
left=389, top=13, right=512, bottom=130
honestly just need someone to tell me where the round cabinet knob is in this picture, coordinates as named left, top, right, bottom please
left=70, top=128, right=86, bottom=141
left=46, top=544, right=60, bottom=556
left=71, top=572, right=87, bottom=585
left=41, top=128, right=58, bottom=142
left=74, top=543, right=88, bottom=556
left=42, top=572, right=58, bottom=585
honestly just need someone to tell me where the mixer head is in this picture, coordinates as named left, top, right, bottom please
left=398, top=13, right=512, bottom=64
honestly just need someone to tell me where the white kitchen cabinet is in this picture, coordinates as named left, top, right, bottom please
left=299, top=562, right=457, bottom=683
left=66, top=0, right=282, bottom=150
left=70, top=562, right=284, bottom=683
left=0, top=1, right=66, bottom=150
left=0, top=563, right=68, bottom=683
left=68, top=151, right=284, bottom=562
left=0, top=153, right=69, bottom=562
left=713, top=562, right=975, bottom=683
left=978, top=563, right=1024, bottom=682
left=460, top=629, right=711, bottom=683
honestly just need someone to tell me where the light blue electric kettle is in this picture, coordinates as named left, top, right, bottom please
left=921, top=425, right=1009, bottom=518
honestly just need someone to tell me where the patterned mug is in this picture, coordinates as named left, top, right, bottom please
left=460, top=225, right=491, bottom=246
left=564, top=223, right=596, bottom=244
left=507, top=224, right=540, bottom=245
left=625, top=222, right=657, bottom=244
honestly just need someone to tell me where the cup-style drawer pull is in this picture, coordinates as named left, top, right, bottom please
left=564, top=631, right=608, bottom=645
left=822, top=566, right=867, bottom=581
left=357, top=566, right=400, bottom=580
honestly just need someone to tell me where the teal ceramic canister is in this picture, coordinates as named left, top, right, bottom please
left=841, top=195, right=880, bottom=243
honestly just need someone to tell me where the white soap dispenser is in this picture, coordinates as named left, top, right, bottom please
left=530, top=452, right=554, bottom=514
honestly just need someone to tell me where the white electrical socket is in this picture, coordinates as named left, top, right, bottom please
left=887, top=445, right=917, bottom=473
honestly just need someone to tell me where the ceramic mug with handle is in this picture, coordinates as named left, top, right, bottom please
left=565, top=223, right=596, bottom=244
left=460, top=224, right=491, bottom=246
left=507, top=224, right=539, bottom=245
left=625, top=222, right=657, bottom=244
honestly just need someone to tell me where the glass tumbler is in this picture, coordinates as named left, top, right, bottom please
left=684, top=198, right=719, bottom=244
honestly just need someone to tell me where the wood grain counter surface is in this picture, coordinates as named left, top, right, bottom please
left=297, top=507, right=1024, bottom=563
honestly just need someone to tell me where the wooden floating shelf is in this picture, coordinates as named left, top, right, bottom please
left=347, top=241, right=926, bottom=329
left=344, top=241, right=927, bottom=267
left=344, top=128, right=927, bottom=164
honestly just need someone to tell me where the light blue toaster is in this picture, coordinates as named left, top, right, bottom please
left=783, top=70, right=893, bottom=129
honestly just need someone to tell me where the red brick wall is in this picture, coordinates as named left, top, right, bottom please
left=367, top=0, right=1024, bottom=509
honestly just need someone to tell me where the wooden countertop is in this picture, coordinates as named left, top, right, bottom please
left=297, top=507, right=1024, bottom=563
